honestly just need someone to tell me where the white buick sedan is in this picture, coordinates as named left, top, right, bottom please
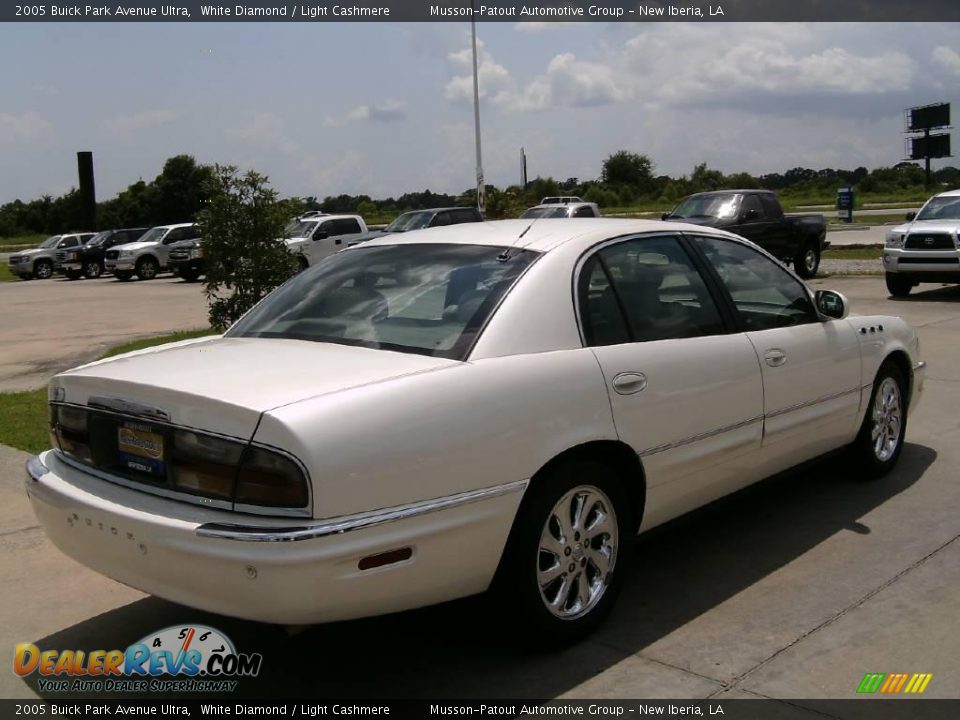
left=27, top=219, right=924, bottom=641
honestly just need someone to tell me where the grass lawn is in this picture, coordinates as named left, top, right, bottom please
left=0, top=234, right=45, bottom=253
left=0, top=328, right=216, bottom=454
left=0, top=264, right=18, bottom=282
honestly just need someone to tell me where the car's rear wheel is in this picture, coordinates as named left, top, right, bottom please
left=848, top=361, right=907, bottom=478
left=83, top=261, right=102, bottom=279
left=33, top=260, right=53, bottom=280
left=493, top=459, right=633, bottom=644
left=885, top=274, right=913, bottom=298
left=136, top=256, right=159, bottom=280
left=114, top=271, right=133, bottom=281
left=794, top=242, right=820, bottom=279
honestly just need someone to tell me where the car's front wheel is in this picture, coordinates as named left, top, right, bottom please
left=136, top=257, right=159, bottom=280
left=33, top=260, right=53, bottom=280
left=794, top=241, right=820, bottom=279
left=83, top=261, right=102, bottom=279
left=493, top=459, right=633, bottom=644
left=885, top=273, right=913, bottom=298
left=848, top=361, right=908, bottom=478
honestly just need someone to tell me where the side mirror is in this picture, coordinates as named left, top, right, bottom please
left=661, top=213, right=670, bottom=221
left=815, top=290, right=849, bottom=320
left=905, top=212, right=916, bottom=221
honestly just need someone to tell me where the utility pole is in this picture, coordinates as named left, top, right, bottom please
left=470, top=5, right=485, bottom=216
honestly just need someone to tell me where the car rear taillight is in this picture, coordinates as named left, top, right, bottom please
left=50, top=404, right=309, bottom=514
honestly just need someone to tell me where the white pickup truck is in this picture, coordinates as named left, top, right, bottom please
left=883, top=189, right=960, bottom=297
left=283, top=214, right=368, bottom=269
left=104, top=223, right=200, bottom=281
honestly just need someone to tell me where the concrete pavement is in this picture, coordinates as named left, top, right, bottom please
left=1, top=276, right=958, bottom=707
left=0, top=274, right=209, bottom=391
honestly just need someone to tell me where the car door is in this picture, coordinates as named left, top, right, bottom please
left=691, top=235, right=862, bottom=463
left=579, top=234, right=765, bottom=529
left=734, top=194, right=782, bottom=256
left=159, top=227, right=192, bottom=265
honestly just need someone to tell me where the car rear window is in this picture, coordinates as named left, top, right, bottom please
left=227, top=243, right=540, bottom=360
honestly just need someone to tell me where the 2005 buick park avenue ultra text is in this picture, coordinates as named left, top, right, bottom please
left=26, top=219, right=925, bottom=641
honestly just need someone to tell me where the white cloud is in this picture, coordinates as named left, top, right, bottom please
left=326, top=100, right=407, bottom=127
left=0, top=112, right=53, bottom=144
left=101, top=109, right=180, bottom=139
left=932, top=46, right=960, bottom=76
left=519, top=53, right=628, bottom=110
left=225, top=112, right=298, bottom=155
left=444, top=39, right=516, bottom=106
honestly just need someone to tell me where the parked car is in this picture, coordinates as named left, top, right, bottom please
left=882, top=189, right=960, bottom=297
left=28, top=219, right=924, bottom=641
left=168, top=239, right=204, bottom=282
left=104, top=223, right=199, bottom=281
left=520, top=202, right=601, bottom=219
left=663, top=190, right=827, bottom=278
left=56, top=228, right=147, bottom=279
left=8, top=233, right=95, bottom=280
left=283, top=214, right=368, bottom=268
left=541, top=196, right=583, bottom=205
left=349, top=207, right=484, bottom=245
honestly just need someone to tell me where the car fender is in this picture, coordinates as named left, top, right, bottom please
left=255, top=348, right=617, bottom=520
left=847, top=314, right=920, bottom=414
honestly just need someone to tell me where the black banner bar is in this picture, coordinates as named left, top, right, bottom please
left=3, top=700, right=960, bottom=719
left=3, top=1, right=960, bottom=23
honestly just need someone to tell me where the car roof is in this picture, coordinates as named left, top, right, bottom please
left=357, top=218, right=736, bottom=254
left=934, top=189, right=960, bottom=198
left=527, top=202, right=597, bottom=210
left=688, top=189, right=774, bottom=196
left=151, top=222, right=197, bottom=231
left=298, top=214, right=360, bottom=221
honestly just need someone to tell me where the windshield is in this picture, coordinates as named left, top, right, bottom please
left=284, top=220, right=318, bottom=238
left=669, top=194, right=742, bottom=220
left=384, top=211, right=434, bottom=233
left=86, top=231, right=110, bottom=247
left=40, top=235, right=62, bottom=249
left=916, top=196, right=960, bottom=221
left=520, top=206, right=570, bottom=219
left=227, top=243, right=540, bottom=360
left=136, top=227, right=167, bottom=244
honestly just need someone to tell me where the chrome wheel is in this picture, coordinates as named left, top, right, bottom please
left=84, top=261, right=102, bottom=278
left=138, top=259, right=158, bottom=280
left=537, top=485, right=618, bottom=620
left=34, top=261, right=52, bottom=279
left=871, top=377, right=902, bottom=462
left=804, top=248, right=817, bottom=274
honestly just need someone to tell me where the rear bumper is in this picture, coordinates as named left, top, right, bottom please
left=26, top=450, right=524, bottom=625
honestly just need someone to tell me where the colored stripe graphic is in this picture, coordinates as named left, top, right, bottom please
left=857, top=672, right=933, bottom=694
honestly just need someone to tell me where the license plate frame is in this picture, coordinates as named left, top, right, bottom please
left=117, top=422, right=166, bottom=477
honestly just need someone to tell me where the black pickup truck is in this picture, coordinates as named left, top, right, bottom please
left=663, top=190, right=827, bottom=278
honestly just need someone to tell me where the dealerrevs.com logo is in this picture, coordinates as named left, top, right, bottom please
left=856, top=672, right=934, bottom=695
left=13, top=625, right=262, bottom=693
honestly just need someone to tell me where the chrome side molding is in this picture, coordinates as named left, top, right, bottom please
left=196, top=479, right=529, bottom=543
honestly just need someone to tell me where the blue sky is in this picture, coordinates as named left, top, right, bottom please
left=1, top=21, right=958, bottom=204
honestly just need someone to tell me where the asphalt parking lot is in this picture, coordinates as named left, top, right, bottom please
left=0, top=274, right=209, bottom=391
left=1, top=275, right=958, bottom=705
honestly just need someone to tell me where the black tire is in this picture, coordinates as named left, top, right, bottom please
left=848, top=361, right=908, bottom=479
left=492, top=458, right=635, bottom=645
left=136, top=256, right=159, bottom=280
left=114, top=271, right=133, bottom=282
left=64, top=270, right=82, bottom=281
left=794, top=241, right=820, bottom=279
left=83, top=261, right=103, bottom=279
left=33, top=260, right=53, bottom=280
left=179, top=268, right=201, bottom=282
left=885, top=274, right=913, bottom=298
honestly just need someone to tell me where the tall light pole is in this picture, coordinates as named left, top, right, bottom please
left=470, top=6, right=485, bottom=216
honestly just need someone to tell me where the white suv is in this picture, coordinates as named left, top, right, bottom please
left=283, top=215, right=368, bottom=268
left=104, top=223, right=200, bottom=281
left=883, top=189, right=960, bottom=297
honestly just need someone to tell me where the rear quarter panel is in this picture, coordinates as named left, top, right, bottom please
left=255, top=348, right=616, bottom=519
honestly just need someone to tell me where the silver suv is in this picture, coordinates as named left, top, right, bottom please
left=104, top=223, right=200, bottom=281
left=520, top=202, right=601, bottom=219
left=8, top=233, right=95, bottom=280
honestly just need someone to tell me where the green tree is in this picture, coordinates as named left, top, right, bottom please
left=601, top=151, right=654, bottom=188
left=199, top=166, right=298, bottom=331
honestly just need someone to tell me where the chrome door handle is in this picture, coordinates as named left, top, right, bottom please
left=611, top=372, right=647, bottom=395
left=764, top=349, right=787, bottom=367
